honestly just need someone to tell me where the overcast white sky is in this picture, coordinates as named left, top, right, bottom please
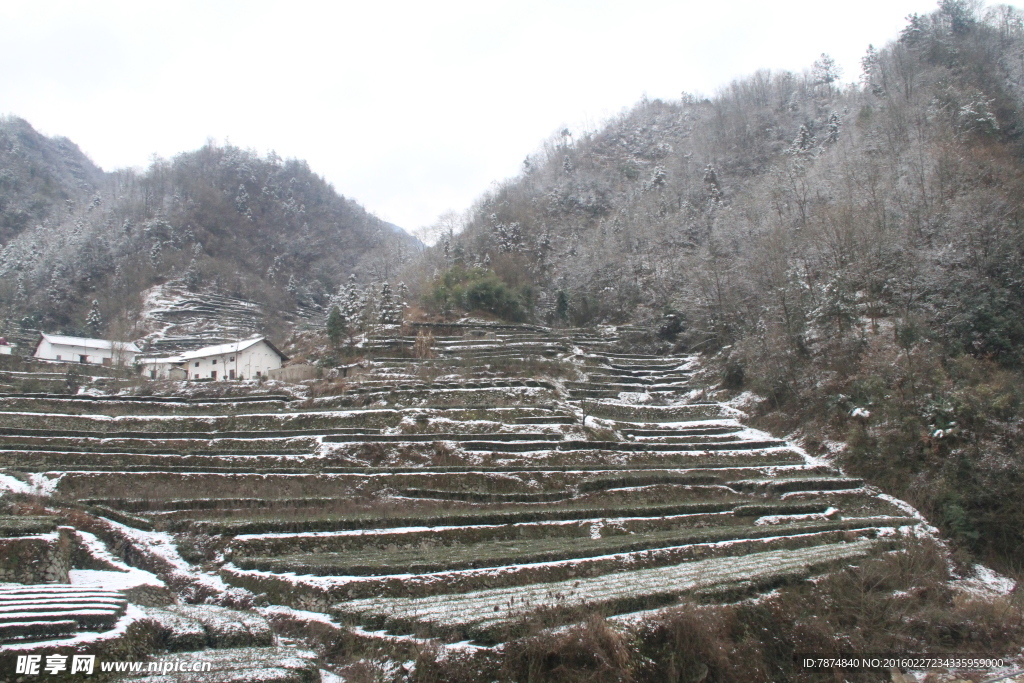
left=1, top=1, right=949, bottom=232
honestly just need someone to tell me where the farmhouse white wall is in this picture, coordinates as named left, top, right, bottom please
left=33, top=334, right=139, bottom=366
left=139, top=337, right=286, bottom=381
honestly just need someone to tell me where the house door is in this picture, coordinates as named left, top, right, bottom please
left=211, top=371, right=217, bottom=380
left=79, top=355, right=87, bottom=363
left=229, top=369, right=235, bottom=380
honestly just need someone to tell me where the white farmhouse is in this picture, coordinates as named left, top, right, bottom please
left=33, top=333, right=140, bottom=366
left=138, top=336, right=287, bottom=381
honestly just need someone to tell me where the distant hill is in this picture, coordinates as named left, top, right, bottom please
left=0, top=119, right=419, bottom=339
left=0, top=116, right=106, bottom=246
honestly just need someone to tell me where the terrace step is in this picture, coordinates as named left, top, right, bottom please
left=0, top=619, right=79, bottom=642
left=0, top=586, right=128, bottom=640
left=0, top=394, right=292, bottom=404
left=0, top=439, right=317, bottom=458
left=146, top=605, right=273, bottom=649
left=729, top=477, right=866, bottom=493
left=118, top=646, right=319, bottom=682
left=460, top=439, right=788, bottom=453
left=396, top=488, right=570, bottom=503
left=225, top=500, right=845, bottom=555
left=620, top=426, right=740, bottom=436
left=236, top=517, right=904, bottom=579
left=328, top=538, right=883, bottom=643
left=323, top=432, right=561, bottom=444
left=192, top=501, right=750, bottom=535
left=0, top=426, right=378, bottom=440
left=567, top=382, right=683, bottom=392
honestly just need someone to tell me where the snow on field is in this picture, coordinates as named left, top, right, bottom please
left=233, top=510, right=738, bottom=544
left=99, top=518, right=231, bottom=595
left=0, top=605, right=147, bottom=652
left=755, top=507, right=838, bottom=525
left=723, top=391, right=764, bottom=416
left=0, top=472, right=32, bottom=495
left=335, top=539, right=880, bottom=631
left=70, top=569, right=161, bottom=591
left=71, top=530, right=166, bottom=590
left=958, top=564, right=1017, bottom=597
left=872, top=492, right=940, bottom=535
left=226, top=532, right=889, bottom=618
left=27, top=472, right=62, bottom=496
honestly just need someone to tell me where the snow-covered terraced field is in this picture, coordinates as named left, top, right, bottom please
left=0, top=323, right=936, bottom=657
left=332, top=538, right=882, bottom=641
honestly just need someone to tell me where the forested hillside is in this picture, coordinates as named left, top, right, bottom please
left=412, top=2, right=1024, bottom=570
left=0, top=118, right=417, bottom=340
left=0, top=116, right=106, bottom=246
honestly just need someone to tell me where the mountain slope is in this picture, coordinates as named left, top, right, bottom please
left=432, top=4, right=1024, bottom=338
left=0, top=122, right=418, bottom=338
left=0, top=115, right=106, bottom=246
left=416, top=2, right=1024, bottom=570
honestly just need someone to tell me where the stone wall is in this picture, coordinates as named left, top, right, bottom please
left=0, top=527, right=72, bottom=583
left=268, top=364, right=320, bottom=383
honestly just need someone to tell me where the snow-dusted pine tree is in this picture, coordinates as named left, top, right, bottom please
left=825, top=112, right=842, bottom=144
left=326, top=306, right=345, bottom=346
left=85, top=300, right=102, bottom=336
left=703, top=164, right=722, bottom=204
left=149, top=241, right=162, bottom=267
left=790, top=125, right=817, bottom=154
left=378, top=282, right=400, bottom=325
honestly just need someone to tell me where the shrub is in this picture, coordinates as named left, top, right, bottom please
left=429, top=266, right=530, bottom=322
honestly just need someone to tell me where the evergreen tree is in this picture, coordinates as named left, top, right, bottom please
left=326, top=306, right=345, bottom=346
left=703, top=164, right=722, bottom=204
left=812, top=53, right=841, bottom=93
left=184, top=258, right=201, bottom=291
left=825, top=112, right=841, bottom=144
left=860, top=45, right=883, bottom=95
left=341, top=274, right=363, bottom=327
left=554, top=290, right=570, bottom=325
left=790, top=124, right=817, bottom=154
left=650, top=166, right=668, bottom=187
left=235, top=184, right=249, bottom=214
left=149, top=241, right=162, bottom=267
left=940, top=0, right=976, bottom=34
left=85, top=299, right=102, bottom=337
left=379, top=282, right=400, bottom=325
left=397, top=281, right=410, bottom=319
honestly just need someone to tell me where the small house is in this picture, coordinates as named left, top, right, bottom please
left=138, top=337, right=287, bottom=381
left=33, top=333, right=140, bottom=366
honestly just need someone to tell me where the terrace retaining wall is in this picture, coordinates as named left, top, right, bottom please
left=0, top=527, right=72, bottom=584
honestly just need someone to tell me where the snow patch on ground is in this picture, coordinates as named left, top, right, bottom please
left=0, top=473, right=32, bottom=495
left=871, top=491, right=940, bottom=535
left=27, top=472, right=62, bottom=496
left=100, top=518, right=229, bottom=595
left=722, top=391, right=763, bottom=416
left=755, top=507, right=837, bottom=526
left=72, top=530, right=166, bottom=590
left=70, top=569, right=162, bottom=591
left=958, top=564, right=1017, bottom=597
